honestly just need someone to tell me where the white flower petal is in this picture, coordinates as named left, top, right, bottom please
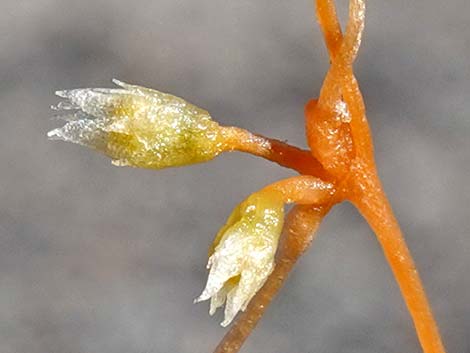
left=112, top=79, right=181, bottom=105
left=195, top=252, right=242, bottom=303
left=47, top=119, right=108, bottom=150
left=209, top=282, right=234, bottom=316
left=221, top=285, right=242, bottom=327
left=58, top=89, right=126, bottom=119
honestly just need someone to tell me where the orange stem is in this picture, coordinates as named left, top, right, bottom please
left=315, top=1, right=447, bottom=352
left=349, top=164, right=446, bottom=353
left=315, top=0, right=373, bottom=161
left=261, top=175, right=334, bottom=205
left=220, top=126, right=329, bottom=179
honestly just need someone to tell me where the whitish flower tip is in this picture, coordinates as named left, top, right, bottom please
left=112, top=78, right=128, bottom=88
left=47, top=128, right=62, bottom=140
left=221, top=315, right=236, bottom=327
left=55, top=90, right=71, bottom=98
left=193, top=293, right=208, bottom=304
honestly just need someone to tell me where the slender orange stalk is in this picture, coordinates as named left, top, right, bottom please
left=314, top=1, right=446, bottom=351
left=220, top=126, right=329, bottom=178
left=349, top=166, right=446, bottom=353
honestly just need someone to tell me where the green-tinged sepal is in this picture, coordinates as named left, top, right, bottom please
left=48, top=79, right=225, bottom=169
left=195, top=191, right=284, bottom=326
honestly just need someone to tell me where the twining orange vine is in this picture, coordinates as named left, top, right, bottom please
left=48, top=0, right=447, bottom=352
left=212, top=0, right=446, bottom=352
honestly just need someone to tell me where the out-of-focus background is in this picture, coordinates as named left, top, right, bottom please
left=1, top=0, right=469, bottom=352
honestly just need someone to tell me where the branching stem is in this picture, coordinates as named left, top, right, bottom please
left=315, top=0, right=446, bottom=351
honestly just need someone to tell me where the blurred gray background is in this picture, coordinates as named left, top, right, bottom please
left=1, top=0, right=469, bottom=352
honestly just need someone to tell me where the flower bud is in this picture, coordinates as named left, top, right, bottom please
left=195, top=191, right=284, bottom=326
left=48, top=79, right=225, bottom=169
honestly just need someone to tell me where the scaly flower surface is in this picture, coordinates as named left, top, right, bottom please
left=48, top=79, right=225, bottom=169
left=195, top=192, right=284, bottom=326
